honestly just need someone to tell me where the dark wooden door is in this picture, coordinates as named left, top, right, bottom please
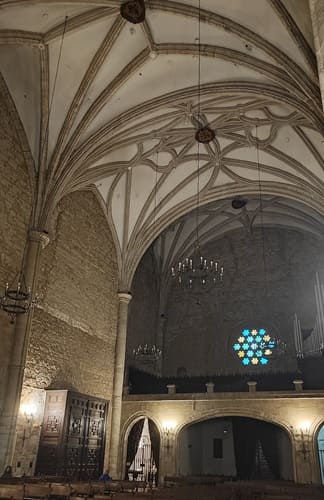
left=64, top=393, right=88, bottom=479
left=81, top=398, right=107, bottom=480
left=36, top=390, right=107, bottom=480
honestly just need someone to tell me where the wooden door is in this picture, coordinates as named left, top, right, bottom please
left=36, top=390, right=107, bottom=480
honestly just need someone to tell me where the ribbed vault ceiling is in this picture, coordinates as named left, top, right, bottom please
left=0, top=0, right=323, bottom=288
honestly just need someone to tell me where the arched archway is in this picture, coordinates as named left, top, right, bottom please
left=316, top=423, right=324, bottom=484
left=178, top=416, right=293, bottom=481
left=125, top=418, right=160, bottom=484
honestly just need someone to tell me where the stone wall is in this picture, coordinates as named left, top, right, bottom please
left=121, top=390, right=324, bottom=484
left=128, top=227, right=324, bottom=377
left=163, top=228, right=324, bottom=376
left=127, top=246, right=159, bottom=375
left=0, top=90, right=32, bottom=411
left=12, top=190, right=119, bottom=475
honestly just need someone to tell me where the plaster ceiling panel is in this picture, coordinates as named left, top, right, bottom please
left=128, top=165, right=162, bottom=237
left=0, top=45, right=40, bottom=164
left=299, top=127, right=324, bottom=162
left=72, top=22, right=147, bottom=138
left=213, top=169, right=236, bottom=187
left=270, top=126, right=324, bottom=181
left=158, top=168, right=212, bottom=220
left=226, top=164, right=293, bottom=185
left=115, top=108, right=180, bottom=137
left=218, top=137, right=237, bottom=150
left=91, top=143, right=138, bottom=166
left=254, top=149, right=312, bottom=184
left=224, top=141, right=318, bottom=184
left=47, top=16, right=115, bottom=155
left=148, top=10, right=272, bottom=65
left=81, top=54, right=272, bottom=142
left=156, top=160, right=197, bottom=208
left=281, top=0, right=315, bottom=49
left=174, top=0, right=311, bottom=72
left=111, top=172, right=127, bottom=248
left=171, top=225, right=197, bottom=256
left=0, top=3, right=96, bottom=32
left=95, top=176, right=115, bottom=205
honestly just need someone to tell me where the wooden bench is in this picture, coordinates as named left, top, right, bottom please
left=24, top=484, right=51, bottom=500
left=0, top=485, right=24, bottom=500
left=49, top=484, right=71, bottom=499
left=70, top=483, right=92, bottom=498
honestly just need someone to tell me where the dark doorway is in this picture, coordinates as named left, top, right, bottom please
left=125, top=418, right=160, bottom=485
left=178, top=416, right=293, bottom=480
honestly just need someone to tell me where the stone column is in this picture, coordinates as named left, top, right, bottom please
left=0, top=230, right=48, bottom=472
left=293, top=379, right=304, bottom=392
left=247, top=381, right=257, bottom=393
left=309, top=0, right=324, bottom=111
left=108, top=292, right=132, bottom=479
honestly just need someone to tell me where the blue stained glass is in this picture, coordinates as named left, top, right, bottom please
left=234, top=328, right=275, bottom=366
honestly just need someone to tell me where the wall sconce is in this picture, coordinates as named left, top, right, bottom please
left=296, top=421, right=311, bottom=461
left=162, top=421, right=177, bottom=451
left=20, top=403, right=36, bottom=424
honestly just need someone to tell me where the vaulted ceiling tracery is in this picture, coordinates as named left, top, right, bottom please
left=0, top=0, right=323, bottom=288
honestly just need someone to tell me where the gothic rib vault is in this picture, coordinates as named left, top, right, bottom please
left=0, top=0, right=323, bottom=290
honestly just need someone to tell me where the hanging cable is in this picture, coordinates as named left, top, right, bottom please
left=256, top=126, right=267, bottom=293
left=41, top=15, right=68, bottom=165
left=196, top=0, right=201, bottom=250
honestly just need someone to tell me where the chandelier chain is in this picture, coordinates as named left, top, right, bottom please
left=256, top=126, right=268, bottom=292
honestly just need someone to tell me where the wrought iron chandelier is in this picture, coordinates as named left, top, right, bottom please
left=0, top=273, right=38, bottom=324
left=171, top=254, right=224, bottom=287
left=171, top=0, right=223, bottom=289
left=133, top=150, right=163, bottom=362
left=133, top=344, right=162, bottom=362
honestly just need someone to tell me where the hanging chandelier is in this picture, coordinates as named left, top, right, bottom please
left=171, top=0, right=223, bottom=289
left=172, top=252, right=223, bottom=288
left=133, top=344, right=162, bottom=362
left=0, top=273, right=38, bottom=324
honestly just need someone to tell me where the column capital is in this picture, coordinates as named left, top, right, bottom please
left=118, top=291, right=132, bottom=304
left=28, top=229, right=50, bottom=249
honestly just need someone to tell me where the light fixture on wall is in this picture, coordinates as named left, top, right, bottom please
left=20, top=403, right=36, bottom=424
left=296, top=421, right=311, bottom=461
left=171, top=0, right=224, bottom=289
left=162, top=420, right=176, bottom=451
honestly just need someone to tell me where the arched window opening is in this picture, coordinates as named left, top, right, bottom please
left=125, top=418, right=160, bottom=485
left=317, top=424, right=324, bottom=484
